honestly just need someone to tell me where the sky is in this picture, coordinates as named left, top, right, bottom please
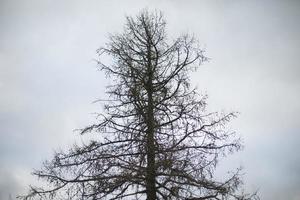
left=0, top=0, right=300, bottom=199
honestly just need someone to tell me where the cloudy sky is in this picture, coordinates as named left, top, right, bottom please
left=0, top=0, right=299, bottom=199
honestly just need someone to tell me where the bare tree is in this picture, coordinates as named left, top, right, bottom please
left=20, top=10, right=258, bottom=200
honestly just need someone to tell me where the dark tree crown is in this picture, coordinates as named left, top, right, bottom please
left=19, top=10, right=259, bottom=200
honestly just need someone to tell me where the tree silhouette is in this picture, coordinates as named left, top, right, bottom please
left=20, top=10, right=258, bottom=200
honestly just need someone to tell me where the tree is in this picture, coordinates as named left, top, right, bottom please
left=20, top=10, right=258, bottom=200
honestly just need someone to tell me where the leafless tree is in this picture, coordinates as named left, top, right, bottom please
left=19, top=10, right=258, bottom=200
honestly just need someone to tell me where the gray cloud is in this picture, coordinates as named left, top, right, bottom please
left=0, top=0, right=299, bottom=199
left=0, top=167, right=27, bottom=200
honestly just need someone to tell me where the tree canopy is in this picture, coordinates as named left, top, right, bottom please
left=20, top=10, right=258, bottom=200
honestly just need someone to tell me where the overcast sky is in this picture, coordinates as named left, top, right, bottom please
left=0, top=0, right=300, bottom=199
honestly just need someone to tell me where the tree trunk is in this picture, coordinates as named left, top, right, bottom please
left=145, top=39, right=157, bottom=200
left=146, top=106, right=156, bottom=200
